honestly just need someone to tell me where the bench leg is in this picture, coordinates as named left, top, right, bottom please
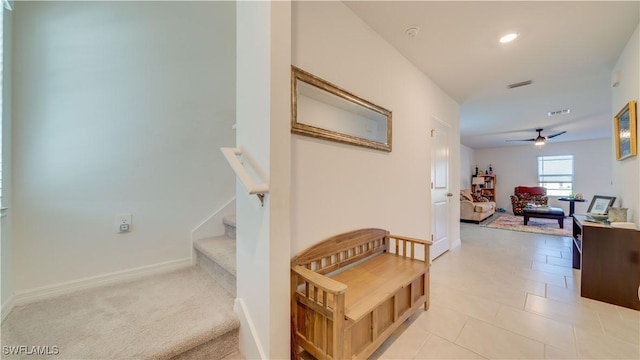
left=558, top=218, right=564, bottom=229
left=524, top=215, right=529, bottom=225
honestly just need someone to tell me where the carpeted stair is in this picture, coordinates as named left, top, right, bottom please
left=1, top=216, right=242, bottom=359
left=194, top=216, right=237, bottom=297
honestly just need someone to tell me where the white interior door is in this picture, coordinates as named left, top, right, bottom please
left=430, top=118, right=451, bottom=260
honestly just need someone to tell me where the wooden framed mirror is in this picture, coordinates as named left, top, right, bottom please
left=291, top=66, right=392, bottom=152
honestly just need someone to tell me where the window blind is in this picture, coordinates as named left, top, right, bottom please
left=538, top=155, right=574, bottom=196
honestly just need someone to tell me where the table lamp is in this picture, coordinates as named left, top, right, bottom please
left=472, top=177, right=485, bottom=195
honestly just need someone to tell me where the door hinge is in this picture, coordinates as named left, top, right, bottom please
left=431, top=234, right=434, bottom=241
left=431, top=182, right=434, bottom=189
left=431, top=129, right=435, bottom=137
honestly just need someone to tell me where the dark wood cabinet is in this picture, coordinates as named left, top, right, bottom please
left=572, top=215, right=640, bottom=310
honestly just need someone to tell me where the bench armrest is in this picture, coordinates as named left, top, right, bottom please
left=292, top=265, right=347, bottom=294
left=390, top=234, right=433, bottom=246
left=291, top=265, right=348, bottom=359
left=389, top=234, right=432, bottom=261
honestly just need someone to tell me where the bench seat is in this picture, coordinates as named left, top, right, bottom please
left=331, top=253, right=427, bottom=322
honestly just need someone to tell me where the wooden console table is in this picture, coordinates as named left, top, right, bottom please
left=572, top=215, right=640, bottom=310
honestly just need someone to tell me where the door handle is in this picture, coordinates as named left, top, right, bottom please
left=446, top=192, right=453, bottom=197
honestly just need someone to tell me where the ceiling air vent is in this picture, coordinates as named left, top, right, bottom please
left=547, top=109, right=571, bottom=116
left=507, top=80, right=532, bottom=89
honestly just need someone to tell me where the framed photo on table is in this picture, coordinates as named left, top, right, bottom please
left=613, top=100, right=637, bottom=160
left=586, top=195, right=616, bottom=214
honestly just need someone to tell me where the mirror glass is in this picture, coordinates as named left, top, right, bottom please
left=292, top=66, right=392, bottom=152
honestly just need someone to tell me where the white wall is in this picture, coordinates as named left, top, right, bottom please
left=235, top=2, right=290, bottom=358
left=291, top=2, right=460, bottom=254
left=460, top=144, right=474, bottom=190
left=1, top=6, right=14, bottom=319
left=475, top=139, right=614, bottom=214
left=12, top=2, right=236, bottom=293
left=612, top=25, right=639, bottom=225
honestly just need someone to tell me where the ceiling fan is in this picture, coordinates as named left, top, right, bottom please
left=506, top=128, right=567, bottom=146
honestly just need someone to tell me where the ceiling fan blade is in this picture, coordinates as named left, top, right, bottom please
left=546, top=131, right=567, bottom=139
left=506, top=138, right=535, bottom=142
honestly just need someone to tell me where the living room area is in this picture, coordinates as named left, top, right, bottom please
left=454, top=6, right=639, bottom=235
left=460, top=137, right=615, bottom=232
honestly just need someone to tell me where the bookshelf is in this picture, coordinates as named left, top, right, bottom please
left=471, top=174, right=496, bottom=202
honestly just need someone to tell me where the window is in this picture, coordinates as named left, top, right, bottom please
left=538, top=155, right=574, bottom=196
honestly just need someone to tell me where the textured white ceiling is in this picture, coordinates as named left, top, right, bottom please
left=344, top=1, right=639, bottom=148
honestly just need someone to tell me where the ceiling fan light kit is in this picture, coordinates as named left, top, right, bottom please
left=507, top=128, right=567, bottom=146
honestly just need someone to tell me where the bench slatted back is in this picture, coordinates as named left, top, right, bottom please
left=291, top=228, right=389, bottom=276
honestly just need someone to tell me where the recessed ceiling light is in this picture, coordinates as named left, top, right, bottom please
left=499, top=33, right=519, bottom=43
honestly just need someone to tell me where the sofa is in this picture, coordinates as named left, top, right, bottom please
left=460, top=189, right=496, bottom=223
left=510, top=186, right=548, bottom=215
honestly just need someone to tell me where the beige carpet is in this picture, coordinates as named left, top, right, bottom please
left=481, top=214, right=572, bottom=237
left=1, top=267, right=239, bottom=359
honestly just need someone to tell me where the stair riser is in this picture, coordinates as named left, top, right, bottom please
left=224, top=223, right=236, bottom=240
left=171, top=328, right=239, bottom=360
left=195, top=250, right=236, bottom=297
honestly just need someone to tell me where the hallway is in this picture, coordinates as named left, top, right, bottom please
left=371, top=223, right=639, bottom=359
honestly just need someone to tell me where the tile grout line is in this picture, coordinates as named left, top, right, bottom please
left=571, top=325, right=581, bottom=358
left=544, top=283, right=548, bottom=299
left=449, top=318, right=493, bottom=360
left=459, top=314, right=548, bottom=358
left=409, top=331, right=432, bottom=360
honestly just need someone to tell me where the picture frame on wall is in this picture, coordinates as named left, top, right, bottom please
left=613, top=100, right=637, bottom=161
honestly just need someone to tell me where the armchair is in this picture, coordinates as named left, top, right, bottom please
left=510, top=186, right=548, bottom=215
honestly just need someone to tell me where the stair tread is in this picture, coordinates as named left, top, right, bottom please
left=194, top=235, right=236, bottom=276
left=1, top=267, right=239, bottom=359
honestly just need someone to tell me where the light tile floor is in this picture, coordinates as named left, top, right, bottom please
left=370, top=223, right=640, bottom=359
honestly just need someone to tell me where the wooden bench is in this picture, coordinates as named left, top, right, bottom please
left=291, top=228, right=432, bottom=360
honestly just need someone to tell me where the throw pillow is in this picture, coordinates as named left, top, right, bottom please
left=460, top=190, right=474, bottom=202
left=471, top=193, right=489, bottom=202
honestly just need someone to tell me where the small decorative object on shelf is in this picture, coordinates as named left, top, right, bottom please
left=475, top=165, right=479, bottom=176
left=488, top=164, right=493, bottom=175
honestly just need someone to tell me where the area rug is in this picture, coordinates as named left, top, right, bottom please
left=481, top=214, right=572, bottom=236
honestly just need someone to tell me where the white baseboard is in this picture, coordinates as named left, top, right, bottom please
left=1, top=294, right=15, bottom=324
left=234, top=297, right=266, bottom=360
left=12, top=258, right=192, bottom=307
left=452, top=237, right=462, bottom=248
